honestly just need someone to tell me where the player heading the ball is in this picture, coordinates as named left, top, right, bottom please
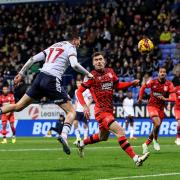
left=0, top=30, right=93, bottom=155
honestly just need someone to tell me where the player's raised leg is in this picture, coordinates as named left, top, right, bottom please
left=57, top=101, right=76, bottom=155
left=0, top=94, right=33, bottom=114
left=109, top=120, right=149, bottom=166
left=0, top=94, right=32, bottom=143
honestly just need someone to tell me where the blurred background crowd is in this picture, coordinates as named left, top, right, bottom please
left=0, top=0, right=179, bottom=104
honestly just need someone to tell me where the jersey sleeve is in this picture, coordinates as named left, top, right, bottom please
left=0, top=96, right=2, bottom=106
left=112, top=69, right=119, bottom=85
left=145, top=79, right=153, bottom=88
left=67, top=46, right=77, bottom=58
left=81, top=76, right=94, bottom=89
left=43, top=47, right=49, bottom=58
left=167, top=92, right=176, bottom=102
left=168, top=81, right=175, bottom=93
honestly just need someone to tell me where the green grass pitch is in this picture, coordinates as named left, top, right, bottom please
left=0, top=137, right=180, bottom=180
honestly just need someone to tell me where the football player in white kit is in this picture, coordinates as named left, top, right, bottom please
left=123, top=91, right=136, bottom=139
left=73, top=79, right=93, bottom=145
left=0, top=32, right=93, bottom=155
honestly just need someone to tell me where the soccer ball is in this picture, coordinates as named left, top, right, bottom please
left=138, top=38, right=154, bottom=54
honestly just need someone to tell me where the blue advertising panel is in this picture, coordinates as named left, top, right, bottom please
left=0, top=118, right=176, bottom=137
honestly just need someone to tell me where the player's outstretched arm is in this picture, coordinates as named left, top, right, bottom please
left=76, top=85, right=90, bottom=119
left=14, top=52, right=46, bottom=85
left=69, top=56, right=93, bottom=78
left=19, top=52, right=46, bottom=76
left=115, top=80, right=140, bottom=90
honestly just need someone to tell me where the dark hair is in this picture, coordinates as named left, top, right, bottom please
left=2, top=84, right=9, bottom=88
left=65, top=30, right=80, bottom=41
left=159, top=66, right=167, bottom=71
left=92, top=52, right=104, bottom=59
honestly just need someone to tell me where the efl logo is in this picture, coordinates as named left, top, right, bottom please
left=28, top=106, right=40, bottom=119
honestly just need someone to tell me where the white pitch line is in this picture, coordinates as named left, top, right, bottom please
left=0, top=144, right=175, bottom=152
left=0, top=146, right=127, bottom=152
left=97, top=172, right=180, bottom=180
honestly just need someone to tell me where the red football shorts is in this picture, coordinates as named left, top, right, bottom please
left=1, top=113, right=15, bottom=123
left=174, top=108, right=180, bottom=120
left=147, top=106, right=164, bottom=121
left=95, top=112, right=115, bottom=131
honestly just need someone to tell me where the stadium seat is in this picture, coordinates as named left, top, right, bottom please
left=158, top=60, right=165, bottom=66
left=167, top=75, right=174, bottom=81
left=168, top=71, right=173, bottom=76
left=159, top=44, right=176, bottom=49
left=119, top=77, right=124, bottom=81
left=152, top=71, right=158, bottom=77
left=124, top=77, right=132, bottom=82
left=173, top=59, right=180, bottom=65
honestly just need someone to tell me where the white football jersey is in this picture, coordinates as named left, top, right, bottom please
left=75, top=89, right=92, bottom=112
left=41, top=41, right=77, bottom=80
left=123, top=97, right=134, bottom=117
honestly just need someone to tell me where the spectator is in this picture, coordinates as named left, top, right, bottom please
left=142, top=73, right=152, bottom=85
left=0, top=0, right=178, bottom=103
left=160, top=25, right=172, bottom=44
left=172, top=64, right=180, bottom=86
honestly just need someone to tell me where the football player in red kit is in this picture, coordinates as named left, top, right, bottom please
left=76, top=52, right=150, bottom=167
left=158, top=82, right=180, bottom=145
left=0, top=85, right=16, bottom=143
left=138, top=67, right=174, bottom=153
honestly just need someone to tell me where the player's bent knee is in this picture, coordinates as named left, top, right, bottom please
left=67, top=111, right=76, bottom=121
left=154, top=121, right=161, bottom=127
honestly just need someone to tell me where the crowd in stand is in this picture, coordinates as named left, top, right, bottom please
left=0, top=0, right=179, bottom=103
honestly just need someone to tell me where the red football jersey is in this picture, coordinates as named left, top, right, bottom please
left=170, top=86, right=180, bottom=110
left=0, top=93, right=15, bottom=106
left=82, top=68, right=119, bottom=114
left=145, top=79, right=174, bottom=109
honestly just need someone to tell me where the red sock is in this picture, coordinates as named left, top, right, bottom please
left=118, top=136, right=136, bottom=159
left=177, top=126, right=180, bottom=138
left=84, top=133, right=100, bottom=145
left=145, top=138, right=152, bottom=145
left=2, top=121, right=7, bottom=137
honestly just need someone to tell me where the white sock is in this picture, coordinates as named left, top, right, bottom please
left=75, top=128, right=81, bottom=139
left=130, top=126, right=134, bottom=138
left=83, top=128, right=88, bottom=140
left=133, top=155, right=138, bottom=162
left=61, top=123, right=71, bottom=140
